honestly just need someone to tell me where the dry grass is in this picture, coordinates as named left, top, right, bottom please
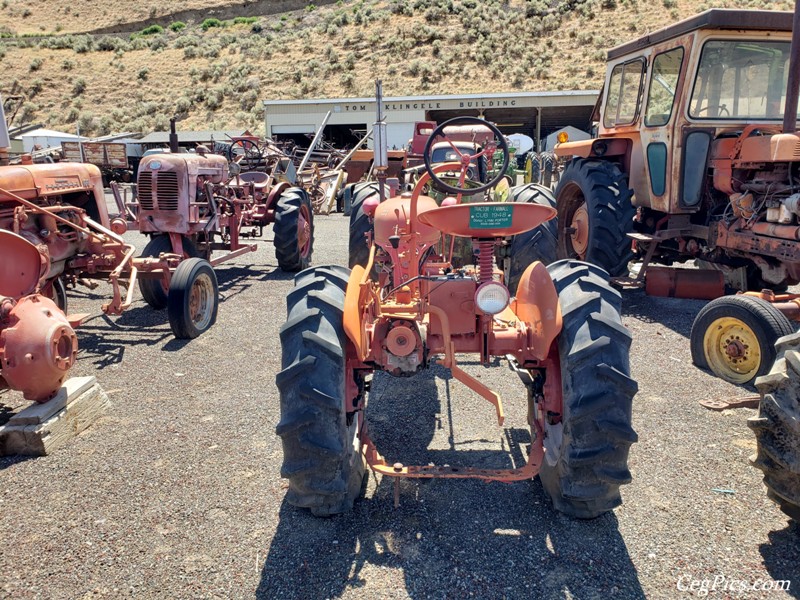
left=0, top=0, right=795, bottom=136
left=0, top=0, right=245, bottom=35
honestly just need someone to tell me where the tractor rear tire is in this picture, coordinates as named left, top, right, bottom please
left=276, top=266, right=366, bottom=516
left=348, top=182, right=385, bottom=270
left=539, top=260, right=638, bottom=519
left=749, top=331, right=800, bottom=522
left=274, top=188, right=314, bottom=272
left=504, top=183, right=558, bottom=292
left=555, top=159, right=635, bottom=277
left=690, top=295, right=795, bottom=385
left=167, top=258, right=218, bottom=339
left=139, top=235, right=198, bottom=309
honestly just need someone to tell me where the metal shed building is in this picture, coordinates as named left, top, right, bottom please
left=263, top=90, right=599, bottom=151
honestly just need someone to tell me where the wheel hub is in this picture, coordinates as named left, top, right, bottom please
left=298, top=206, right=311, bottom=257
left=703, top=317, right=761, bottom=383
left=189, top=273, right=214, bottom=330
left=570, top=203, right=589, bottom=257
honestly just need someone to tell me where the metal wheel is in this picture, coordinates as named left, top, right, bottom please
left=703, top=317, right=762, bottom=384
left=691, top=295, right=795, bottom=385
left=568, top=202, right=589, bottom=258
left=167, top=258, right=218, bottom=339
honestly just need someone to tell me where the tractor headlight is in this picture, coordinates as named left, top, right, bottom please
left=475, top=282, right=510, bottom=315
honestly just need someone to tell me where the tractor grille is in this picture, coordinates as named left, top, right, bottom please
left=794, top=141, right=800, bottom=160
left=138, top=173, right=154, bottom=210
left=155, top=171, right=179, bottom=211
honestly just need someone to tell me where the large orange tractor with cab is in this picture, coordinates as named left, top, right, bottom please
left=276, top=117, right=638, bottom=517
left=517, top=8, right=800, bottom=385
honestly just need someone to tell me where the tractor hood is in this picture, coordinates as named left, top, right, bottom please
left=373, top=194, right=441, bottom=249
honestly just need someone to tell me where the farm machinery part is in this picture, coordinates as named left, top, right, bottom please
left=277, top=117, right=638, bottom=518
left=0, top=229, right=78, bottom=402
left=0, top=158, right=219, bottom=339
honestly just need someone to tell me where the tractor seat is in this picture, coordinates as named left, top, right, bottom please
left=237, top=171, right=270, bottom=190
left=417, top=202, right=556, bottom=238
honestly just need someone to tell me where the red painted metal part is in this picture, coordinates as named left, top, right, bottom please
left=0, top=294, right=77, bottom=402
left=361, top=422, right=544, bottom=482
left=343, top=158, right=564, bottom=483
left=645, top=267, right=725, bottom=300
left=742, top=289, right=800, bottom=321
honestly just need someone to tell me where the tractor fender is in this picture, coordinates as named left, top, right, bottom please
left=513, top=261, right=562, bottom=360
left=344, top=264, right=368, bottom=360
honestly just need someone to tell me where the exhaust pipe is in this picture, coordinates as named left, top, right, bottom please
left=169, top=116, right=179, bottom=153
left=0, top=92, right=9, bottom=166
left=784, top=0, right=800, bottom=134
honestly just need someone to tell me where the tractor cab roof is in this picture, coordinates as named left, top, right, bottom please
left=608, top=9, right=793, bottom=60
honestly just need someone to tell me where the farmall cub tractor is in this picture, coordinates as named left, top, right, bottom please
left=542, top=9, right=800, bottom=385
left=277, top=117, right=638, bottom=517
left=133, top=148, right=313, bottom=311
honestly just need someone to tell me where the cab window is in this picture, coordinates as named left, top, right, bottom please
left=690, top=40, right=794, bottom=119
left=603, top=58, right=646, bottom=127
left=645, top=48, right=684, bottom=127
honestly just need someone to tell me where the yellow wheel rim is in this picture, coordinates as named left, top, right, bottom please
left=703, top=316, right=761, bottom=384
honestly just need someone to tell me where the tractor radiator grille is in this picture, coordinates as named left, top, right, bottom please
left=137, top=173, right=154, bottom=210
left=794, top=141, right=800, bottom=160
left=155, top=171, right=179, bottom=211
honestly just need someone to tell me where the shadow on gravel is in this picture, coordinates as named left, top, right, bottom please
left=759, top=522, right=800, bottom=598
left=0, top=454, right=35, bottom=472
left=620, top=288, right=707, bottom=339
left=74, top=311, right=173, bottom=368
left=257, top=368, right=644, bottom=599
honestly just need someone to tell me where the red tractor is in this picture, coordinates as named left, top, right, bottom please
left=131, top=148, right=313, bottom=310
left=277, top=117, right=638, bottom=517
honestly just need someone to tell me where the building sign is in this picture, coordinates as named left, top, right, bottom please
left=334, top=98, right=520, bottom=113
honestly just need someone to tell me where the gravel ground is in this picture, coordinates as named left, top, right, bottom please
left=1, top=213, right=799, bottom=599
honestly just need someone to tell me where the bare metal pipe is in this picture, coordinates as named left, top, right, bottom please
left=784, top=0, right=800, bottom=134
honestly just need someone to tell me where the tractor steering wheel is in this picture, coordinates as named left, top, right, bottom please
left=696, top=103, right=731, bottom=118
left=423, top=116, right=510, bottom=196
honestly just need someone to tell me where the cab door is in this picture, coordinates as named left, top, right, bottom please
left=638, top=46, right=686, bottom=213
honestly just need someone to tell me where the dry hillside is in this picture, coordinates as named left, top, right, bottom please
left=0, top=0, right=794, bottom=137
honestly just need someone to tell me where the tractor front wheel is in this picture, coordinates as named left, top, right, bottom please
left=139, top=235, right=198, bottom=309
left=503, top=183, right=558, bottom=292
left=274, top=188, right=314, bottom=272
left=690, top=295, right=795, bottom=385
left=539, top=260, right=638, bottom=519
left=276, top=265, right=366, bottom=516
left=555, top=159, right=635, bottom=277
left=348, top=182, right=386, bottom=270
left=167, top=258, right=219, bottom=339
left=749, top=331, right=800, bottom=522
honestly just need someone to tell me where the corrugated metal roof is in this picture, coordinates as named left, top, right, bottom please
left=137, top=129, right=249, bottom=144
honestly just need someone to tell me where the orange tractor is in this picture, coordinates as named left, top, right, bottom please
left=514, top=8, right=800, bottom=385
left=277, top=118, right=638, bottom=517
